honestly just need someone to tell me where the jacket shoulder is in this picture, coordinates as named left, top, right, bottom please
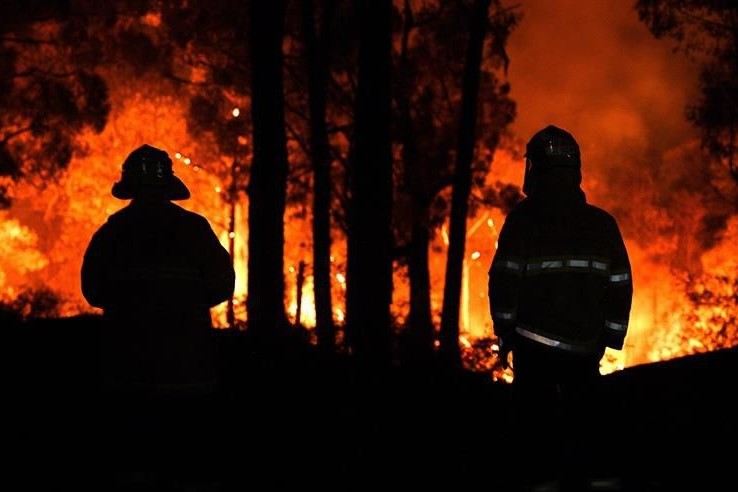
left=503, top=199, right=535, bottom=223
left=583, top=203, right=619, bottom=227
left=94, top=206, right=131, bottom=232
left=106, top=205, right=132, bottom=222
left=505, top=198, right=533, bottom=218
left=167, top=203, right=212, bottom=227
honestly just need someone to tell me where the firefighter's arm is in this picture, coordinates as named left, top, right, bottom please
left=81, top=224, right=113, bottom=309
left=488, top=212, right=525, bottom=365
left=602, top=217, right=633, bottom=350
left=197, top=217, right=236, bottom=307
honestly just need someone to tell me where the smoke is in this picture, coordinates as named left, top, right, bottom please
left=501, top=0, right=738, bottom=252
left=505, top=0, right=700, bottom=196
left=499, top=0, right=738, bottom=366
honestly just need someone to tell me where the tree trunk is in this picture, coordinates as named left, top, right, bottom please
left=407, top=216, right=434, bottom=357
left=399, top=0, right=434, bottom=363
left=302, top=0, right=336, bottom=351
left=439, top=0, right=491, bottom=367
left=345, top=0, right=393, bottom=367
left=247, top=0, right=289, bottom=335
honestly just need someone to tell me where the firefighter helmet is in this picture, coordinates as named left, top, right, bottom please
left=112, top=144, right=190, bottom=200
left=525, top=125, right=581, bottom=170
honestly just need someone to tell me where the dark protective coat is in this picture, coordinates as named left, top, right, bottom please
left=82, top=199, right=235, bottom=392
left=488, top=168, right=633, bottom=363
left=489, top=168, right=634, bottom=486
left=488, top=132, right=633, bottom=487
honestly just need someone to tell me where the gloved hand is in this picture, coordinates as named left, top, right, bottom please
left=498, top=337, right=513, bottom=369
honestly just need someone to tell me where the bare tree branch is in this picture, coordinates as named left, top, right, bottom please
left=675, top=6, right=735, bottom=34
left=1, top=126, right=33, bottom=144
left=285, top=120, right=311, bottom=157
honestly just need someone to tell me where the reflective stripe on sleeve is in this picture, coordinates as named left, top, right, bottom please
left=514, top=325, right=596, bottom=354
left=526, top=260, right=563, bottom=272
left=605, top=320, right=628, bottom=333
left=493, top=258, right=524, bottom=273
left=566, top=259, right=590, bottom=268
left=494, top=310, right=516, bottom=321
left=592, top=261, right=608, bottom=271
left=540, top=260, right=564, bottom=269
left=609, top=272, right=631, bottom=284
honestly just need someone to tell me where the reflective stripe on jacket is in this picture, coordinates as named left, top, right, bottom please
left=488, top=190, right=633, bottom=354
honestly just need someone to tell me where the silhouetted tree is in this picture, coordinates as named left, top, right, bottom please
left=302, top=0, right=337, bottom=350
left=247, top=0, right=290, bottom=334
left=396, top=0, right=434, bottom=363
left=636, top=0, right=738, bottom=187
left=439, top=0, right=492, bottom=367
left=345, top=0, right=393, bottom=365
left=394, top=0, right=519, bottom=364
left=164, top=0, right=357, bottom=334
left=0, top=1, right=118, bottom=207
left=161, top=0, right=253, bottom=157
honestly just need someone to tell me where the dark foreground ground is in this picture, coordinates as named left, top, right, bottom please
left=3, top=315, right=737, bottom=491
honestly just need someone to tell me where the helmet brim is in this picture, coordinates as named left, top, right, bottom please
left=111, top=175, right=191, bottom=201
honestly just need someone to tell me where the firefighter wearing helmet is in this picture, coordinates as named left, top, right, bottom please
left=81, top=144, right=234, bottom=464
left=488, top=125, right=633, bottom=489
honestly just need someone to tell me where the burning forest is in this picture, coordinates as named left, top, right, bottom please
left=1, top=0, right=737, bottom=380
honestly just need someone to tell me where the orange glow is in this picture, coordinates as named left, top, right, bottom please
left=287, top=274, right=317, bottom=327
left=4, top=84, right=735, bottom=376
left=2, top=1, right=736, bottom=383
left=0, top=216, right=49, bottom=300
left=140, top=12, right=161, bottom=28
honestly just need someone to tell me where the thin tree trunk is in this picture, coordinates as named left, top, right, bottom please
left=346, top=0, right=393, bottom=367
left=247, top=0, right=289, bottom=336
left=407, top=218, right=434, bottom=354
left=303, top=0, right=336, bottom=350
left=399, top=0, right=434, bottom=362
left=439, top=0, right=491, bottom=367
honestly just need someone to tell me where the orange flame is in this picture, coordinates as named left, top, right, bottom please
left=1, top=70, right=736, bottom=379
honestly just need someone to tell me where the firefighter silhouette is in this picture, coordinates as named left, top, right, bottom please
left=488, top=126, right=633, bottom=490
left=82, top=144, right=234, bottom=466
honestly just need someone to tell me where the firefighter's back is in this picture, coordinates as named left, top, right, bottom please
left=512, top=196, right=625, bottom=357
left=99, top=200, right=220, bottom=390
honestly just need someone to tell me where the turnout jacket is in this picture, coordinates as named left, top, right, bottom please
left=488, top=178, right=632, bottom=356
left=82, top=199, right=235, bottom=391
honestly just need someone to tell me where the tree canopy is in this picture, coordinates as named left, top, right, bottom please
left=636, top=0, right=738, bottom=185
